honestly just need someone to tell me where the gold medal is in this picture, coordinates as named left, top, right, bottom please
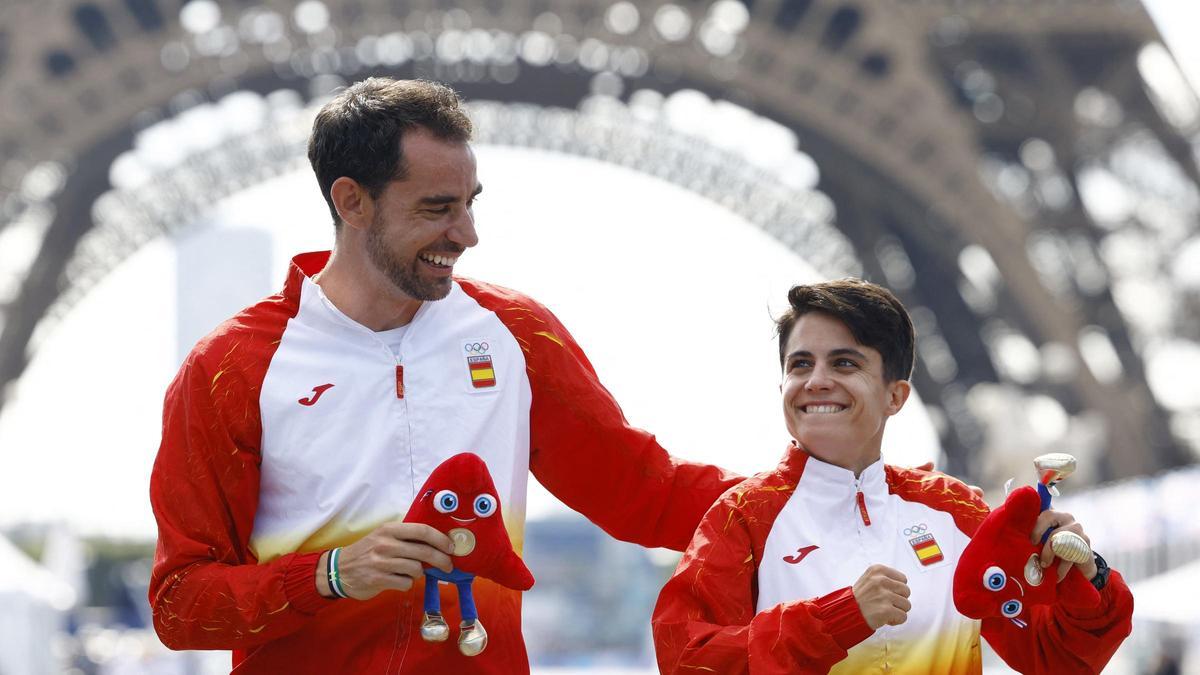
left=449, top=528, right=476, bottom=556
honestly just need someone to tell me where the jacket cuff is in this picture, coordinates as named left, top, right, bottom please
left=283, top=551, right=337, bottom=615
left=812, top=586, right=873, bottom=651
left=1061, top=569, right=1131, bottom=625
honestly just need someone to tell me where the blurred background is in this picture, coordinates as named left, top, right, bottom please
left=0, top=0, right=1198, bottom=673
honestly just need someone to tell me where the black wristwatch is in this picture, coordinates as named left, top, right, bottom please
left=1090, top=552, right=1110, bottom=591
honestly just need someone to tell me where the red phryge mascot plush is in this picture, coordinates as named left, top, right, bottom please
left=403, top=453, right=534, bottom=656
left=953, top=453, right=1099, bottom=628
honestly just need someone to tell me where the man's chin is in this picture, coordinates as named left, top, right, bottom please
left=401, top=277, right=453, bottom=302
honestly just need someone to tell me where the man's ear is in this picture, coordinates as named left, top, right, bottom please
left=885, top=379, right=912, bottom=416
left=330, top=177, right=372, bottom=231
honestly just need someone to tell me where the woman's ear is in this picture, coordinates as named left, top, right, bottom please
left=885, top=379, right=912, bottom=416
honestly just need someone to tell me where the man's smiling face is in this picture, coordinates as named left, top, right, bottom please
left=365, top=127, right=481, bottom=301
left=781, top=311, right=910, bottom=473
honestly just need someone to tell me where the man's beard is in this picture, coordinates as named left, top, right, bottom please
left=366, top=214, right=454, bottom=301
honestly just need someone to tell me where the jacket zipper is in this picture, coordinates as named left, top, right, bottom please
left=855, top=482, right=871, bottom=527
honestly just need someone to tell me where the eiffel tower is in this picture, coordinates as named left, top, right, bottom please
left=0, top=0, right=1194, bottom=484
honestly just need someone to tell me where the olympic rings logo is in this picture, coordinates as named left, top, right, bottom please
left=464, top=342, right=490, bottom=354
left=903, top=524, right=928, bottom=536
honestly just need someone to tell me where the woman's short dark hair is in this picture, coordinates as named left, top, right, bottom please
left=307, top=77, right=473, bottom=226
left=775, top=278, right=916, bottom=382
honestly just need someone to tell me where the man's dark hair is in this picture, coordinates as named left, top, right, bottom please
left=775, top=278, right=916, bottom=382
left=307, top=77, right=473, bottom=226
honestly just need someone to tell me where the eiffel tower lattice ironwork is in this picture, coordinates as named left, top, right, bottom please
left=0, top=0, right=1195, bottom=483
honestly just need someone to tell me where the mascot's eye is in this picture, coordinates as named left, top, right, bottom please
left=983, top=565, right=1006, bottom=591
left=434, top=490, right=459, bottom=514
left=474, top=494, right=497, bottom=517
left=1001, top=599, right=1023, bottom=618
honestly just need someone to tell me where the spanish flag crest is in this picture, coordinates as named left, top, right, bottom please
left=463, top=339, right=497, bottom=389
left=909, top=532, right=945, bottom=567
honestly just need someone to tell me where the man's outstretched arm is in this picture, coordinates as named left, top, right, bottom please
left=472, top=285, right=743, bottom=550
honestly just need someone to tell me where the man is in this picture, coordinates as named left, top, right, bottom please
left=148, top=78, right=740, bottom=673
left=652, top=279, right=1134, bottom=673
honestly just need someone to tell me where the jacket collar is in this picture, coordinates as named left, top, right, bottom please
left=783, top=442, right=886, bottom=494
left=284, top=250, right=442, bottom=342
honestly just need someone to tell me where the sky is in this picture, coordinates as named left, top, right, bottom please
left=1142, top=1, right=1200, bottom=95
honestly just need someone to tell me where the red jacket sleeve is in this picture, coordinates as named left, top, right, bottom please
left=482, top=291, right=742, bottom=551
left=651, top=485, right=873, bottom=673
left=927, top=475, right=1136, bottom=675
left=981, top=569, right=1134, bottom=674
left=148, top=350, right=333, bottom=650
left=890, top=465, right=1133, bottom=674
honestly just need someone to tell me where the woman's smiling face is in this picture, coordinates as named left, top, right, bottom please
left=781, top=311, right=910, bottom=474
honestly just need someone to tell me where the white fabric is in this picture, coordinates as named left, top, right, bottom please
left=250, top=278, right=532, bottom=561
left=373, top=323, right=410, bottom=358
left=757, top=456, right=980, bottom=674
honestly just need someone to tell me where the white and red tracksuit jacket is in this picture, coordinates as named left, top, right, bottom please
left=652, top=444, right=1134, bottom=674
left=148, top=251, right=740, bottom=673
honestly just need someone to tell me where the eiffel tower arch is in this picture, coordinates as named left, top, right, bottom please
left=0, top=0, right=1195, bottom=483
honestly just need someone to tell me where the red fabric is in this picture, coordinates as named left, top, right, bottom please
left=980, top=570, right=1133, bottom=674
left=284, top=551, right=334, bottom=615
left=149, top=255, right=326, bottom=658
left=884, top=465, right=989, bottom=537
left=947, top=483, right=1132, bottom=675
left=651, top=452, right=873, bottom=674
left=460, top=278, right=743, bottom=551
left=402, top=452, right=534, bottom=590
left=148, top=254, right=742, bottom=673
left=894, top=465, right=1134, bottom=674
left=654, top=453, right=1134, bottom=674
left=954, top=485, right=1099, bottom=624
left=891, top=465, right=1133, bottom=672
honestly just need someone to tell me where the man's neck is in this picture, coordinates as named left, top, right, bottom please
left=314, top=247, right=423, bottom=331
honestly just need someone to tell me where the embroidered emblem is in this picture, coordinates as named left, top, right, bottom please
left=463, top=340, right=496, bottom=389
left=907, top=524, right=945, bottom=567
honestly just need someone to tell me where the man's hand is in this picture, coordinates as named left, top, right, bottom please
left=316, top=522, right=455, bottom=600
left=1030, top=509, right=1098, bottom=582
left=853, top=564, right=911, bottom=630
left=913, top=461, right=984, bottom=499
